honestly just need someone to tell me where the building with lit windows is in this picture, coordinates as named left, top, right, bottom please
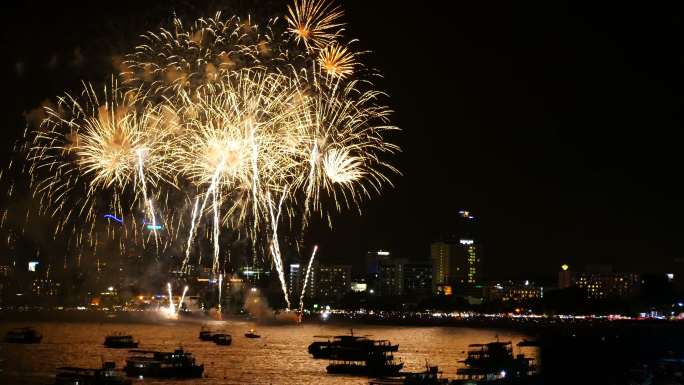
left=488, top=280, right=543, bottom=303
left=288, top=263, right=302, bottom=297
left=377, top=258, right=408, bottom=296
left=574, top=272, right=640, bottom=299
left=558, top=265, right=640, bottom=300
left=403, top=262, right=433, bottom=296
left=313, top=264, right=351, bottom=299
left=430, top=210, right=482, bottom=295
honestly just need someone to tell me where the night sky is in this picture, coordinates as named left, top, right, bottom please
left=2, top=1, right=683, bottom=279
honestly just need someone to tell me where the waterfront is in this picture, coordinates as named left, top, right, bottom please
left=0, top=314, right=537, bottom=385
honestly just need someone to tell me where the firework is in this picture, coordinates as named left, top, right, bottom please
left=13, top=0, right=399, bottom=310
left=318, top=43, right=356, bottom=79
left=286, top=0, right=345, bottom=50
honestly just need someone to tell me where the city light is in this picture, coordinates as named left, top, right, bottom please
left=28, top=261, right=38, bottom=272
left=561, top=264, right=569, bottom=271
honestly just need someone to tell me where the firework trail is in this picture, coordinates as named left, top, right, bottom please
left=178, top=285, right=189, bottom=314
left=218, top=273, right=223, bottom=316
left=299, top=244, right=318, bottom=315
left=267, top=190, right=291, bottom=309
left=167, top=282, right=175, bottom=314
left=182, top=196, right=200, bottom=272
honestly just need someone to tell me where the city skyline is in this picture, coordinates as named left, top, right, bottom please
left=1, top=0, right=683, bottom=279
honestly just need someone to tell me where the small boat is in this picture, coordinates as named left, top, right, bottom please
left=245, top=329, right=260, bottom=338
left=4, top=327, right=42, bottom=343
left=199, top=326, right=215, bottom=341
left=53, top=361, right=131, bottom=385
left=104, top=333, right=139, bottom=349
left=124, top=348, right=204, bottom=378
left=213, top=333, right=232, bottom=346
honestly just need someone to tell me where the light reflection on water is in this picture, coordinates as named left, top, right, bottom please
left=0, top=318, right=538, bottom=385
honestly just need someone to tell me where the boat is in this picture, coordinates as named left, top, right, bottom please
left=199, top=326, right=215, bottom=341
left=369, top=363, right=450, bottom=385
left=309, top=329, right=399, bottom=359
left=104, top=333, right=139, bottom=348
left=4, top=327, right=42, bottom=343
left=245, top=329, right=260, bottom=338
left=452, top=339, right=536, bottom=384
left=327, top=351, right=404, bottom=377
left=123, top=348, right=204, bottom=378
left=52, top=362, right=131, bottom=385
left=213, top=333, right=232, bottom=346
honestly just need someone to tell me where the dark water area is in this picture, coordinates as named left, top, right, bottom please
left=2, top=312, right=684, bottom=384
left=0, top=312, right=537, bottom=385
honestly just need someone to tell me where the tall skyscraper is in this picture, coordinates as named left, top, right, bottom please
left=431, top=210, right=482, bottom=295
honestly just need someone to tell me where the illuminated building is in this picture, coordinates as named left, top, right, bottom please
left=31, top=278, right=60, bottom=297
left=288, top=263, right=302, bottom=296
left=431, top=210, right=482, bottom=295
left=378, top=258, right=407, bottom=296
left=558, top=264, right=573, bottom=289
left=403, top=262, right=433, bottom=296
left=561, top=265, right=640, bottom=299
left=488, top=280, right=543, bottom=303
left=574, top=272, right=640, bottom=299
left=313, top=264, right=351, bottom=299
left=239, top=266, right=269, bottom=286
left=351, top=279, right=368, bottom=292
left=366, top=250, right=391, bottom=274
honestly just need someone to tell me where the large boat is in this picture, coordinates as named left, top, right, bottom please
left=309, top=329, right=399, bottom=359
left=452, top=339, right=536, bottom=384
left=4, top=327, right=42, bottom=343
left=327, top=351, right=404, bottom=377
left=104, top=333, right=139, bottom=349
left=52, top=362, right=131, bottom=385
left=123, top=348, right=204, bottom=378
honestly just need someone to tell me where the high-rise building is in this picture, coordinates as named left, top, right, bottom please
left=314, top=264, right=351, bottom=299
left=431, top=210, right=482, bottom=295
left=403, top=262, right=433, bottom=296
left=378, top=258, right=407, bottom=296
left=366, top=250, right=391, bottom=274
left=289, top=263, right=302, bottom=297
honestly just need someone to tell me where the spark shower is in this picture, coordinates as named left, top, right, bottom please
left=8, top=0, right=399, bottom=308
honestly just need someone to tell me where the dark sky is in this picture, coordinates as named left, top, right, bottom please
left=2, top=1, right=684, bottom=279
